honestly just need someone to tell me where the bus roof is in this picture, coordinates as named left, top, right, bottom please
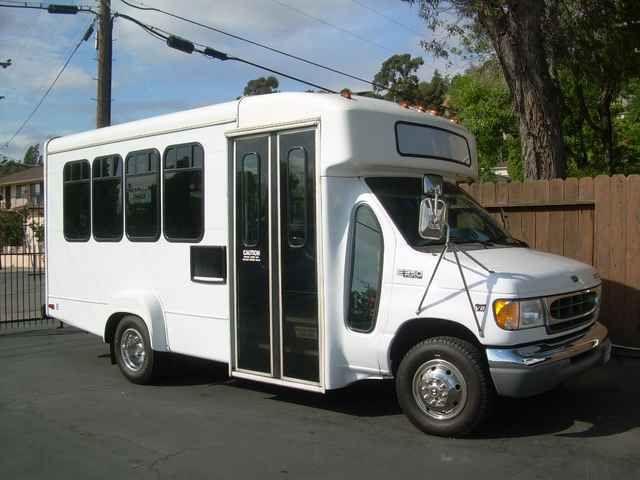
left=47, top=92, right=477, bottom=180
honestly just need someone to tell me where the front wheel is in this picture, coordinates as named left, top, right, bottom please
left=396, top=336, right=493, bottom=437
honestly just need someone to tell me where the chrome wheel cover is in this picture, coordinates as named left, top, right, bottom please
left=412, top=358, right=468, bottom=420
left=120, top=327, right=146, bottom=372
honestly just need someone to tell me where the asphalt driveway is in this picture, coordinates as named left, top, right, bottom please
left=0, top=328, right=638, bottom=479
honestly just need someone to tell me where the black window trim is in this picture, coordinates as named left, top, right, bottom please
left=285, top=146, right=308, bottom=249
left=125, top=148, right=161, bottom=243
left=162, top=141, right=205, bottom=244
left=92, top=154, right=124, bottom=242
left=345, top=202, right=384, bottom=334
left=63, top=159, right=91, bottom=242
left=240, top=150, right=261, bottom=248
left=394, top=120, right=472, bottom=167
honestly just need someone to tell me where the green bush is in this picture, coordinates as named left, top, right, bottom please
left=0, top=211, right=25, bottom=247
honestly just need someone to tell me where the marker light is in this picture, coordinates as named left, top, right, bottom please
left=340, top=88, right=352, bottom=99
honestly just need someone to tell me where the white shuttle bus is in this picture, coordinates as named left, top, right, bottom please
left=45, top=92, right=611, bottom=436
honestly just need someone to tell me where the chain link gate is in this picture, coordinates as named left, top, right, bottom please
left=0, top=206, right=52, bottom=329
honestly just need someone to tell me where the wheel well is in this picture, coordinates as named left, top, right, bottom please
left=104, top=312, right=128, bottom=344
left=388, top=318, right=482, bottom=375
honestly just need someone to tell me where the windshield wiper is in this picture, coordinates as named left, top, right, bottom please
left=450, top=238, right=492, bottom=247
left=450, top=238, right=524, bottom=248
left=492, top=237, right=528, bottom=247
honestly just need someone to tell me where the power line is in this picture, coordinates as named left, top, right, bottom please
left=118, top=0, right=386, bottom=91
left=0, top=2, right=57, bottom=11
left=113, top=13, right=337, bottom=93
left=115, top=0, right=442, bottom=106
left=267, top=0, right=392, bottom=53
left=117, top=1, right=449, bottom=106
left=1, top=20, right=95, bottom=149
left=0, top=2, right=96, bottom=14
left=349, top=0, right=424, bottom=37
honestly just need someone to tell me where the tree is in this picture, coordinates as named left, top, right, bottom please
left=372, top=55, right=450, bottom=111
left=447, top=60, right=522, bottom=179
left=23, top=143, right=41, bottom=165
left=418, top=69, right=450, bottom=113
left=403, top=1, right=566, bottom=179
left=0, top=157, right=29, bottom=176
left=0, top=210, right=24, bottom=247
left=373, top=53, right=424, bottom=102
left=242, top=76, right=279, bottom=96
left=616, top=79, right=640, bottom=175
left=555, top=0, right=640, bottom=175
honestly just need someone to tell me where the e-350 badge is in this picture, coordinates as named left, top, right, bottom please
left=397, top=269, right=423, bottom=280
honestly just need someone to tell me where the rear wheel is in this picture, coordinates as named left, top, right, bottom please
left=396, top=336, right=492, bottom=437
left=114, top=315, right=157, bottom=384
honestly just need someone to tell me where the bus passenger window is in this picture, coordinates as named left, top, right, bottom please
left=347, top=205, right=384, bottom=333
left=63, top=160, right=91, bottom=241
left=125, top=149, right=160, bottom=241
left=92, top=155, right=123, bottom=241
left=240, top=152, right=260, bottom=247
left=163, top=143, right=204, bottom=242
left=286, top=147, right=307, bottom=248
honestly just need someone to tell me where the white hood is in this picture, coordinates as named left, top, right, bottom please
left=434, top=247, right=599, bottom=297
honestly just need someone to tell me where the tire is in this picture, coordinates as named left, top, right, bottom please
left=114, top=315, right=158, bottom=384
left=395, top=336, right=492, bottom=437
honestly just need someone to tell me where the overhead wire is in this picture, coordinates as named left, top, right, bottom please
left=1, top=19, right=96, bottom=148
left=0, top=1, right=96, bottom=14
left=116, top=0, right=449, bottom=107
left=266, top=0, right=392, bottom=53
left=118, top=0, right=388, bottom=92
left=349, top=0, right=425, bottom=37
left=2, top=0, right=450, bottom=141
left=113, top=13, right=337, bottom=93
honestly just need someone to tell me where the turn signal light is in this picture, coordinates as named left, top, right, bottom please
left=493, top=299, right=519, bottom=330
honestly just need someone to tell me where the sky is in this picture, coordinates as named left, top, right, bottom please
left=0, top=0, right=463, bottom=160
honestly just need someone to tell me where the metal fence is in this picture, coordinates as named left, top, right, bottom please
left=0, top=206, right=51, bottom=329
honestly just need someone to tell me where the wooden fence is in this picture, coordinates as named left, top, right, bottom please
left=460, top=175, right=640, bottom=348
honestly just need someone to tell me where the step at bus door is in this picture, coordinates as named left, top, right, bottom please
left=230, top=129, right=321, bottom=388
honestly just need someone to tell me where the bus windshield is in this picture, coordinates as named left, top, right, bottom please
left=366, top=177, right=521, bottom=248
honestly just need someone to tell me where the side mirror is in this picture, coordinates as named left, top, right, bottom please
left=419, top=197, right=447, bottom=240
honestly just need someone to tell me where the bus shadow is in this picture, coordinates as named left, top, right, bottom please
left=231, top=358, right=640, bottom=438
left=138, top=351, right=640, bottom=438
left=150, top=353, right=230, bottom=387
left=475, top=356, right=640, bottom=439
left=231, top=378, right=402, bottom=417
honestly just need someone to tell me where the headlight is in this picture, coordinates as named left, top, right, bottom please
left=493, top=298, right=546, bottom=330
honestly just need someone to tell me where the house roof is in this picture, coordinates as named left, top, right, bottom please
left=0, top=165, right=43, bottom=187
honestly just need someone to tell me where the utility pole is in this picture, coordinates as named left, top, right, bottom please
left=96, top=0, right=112, bottom=128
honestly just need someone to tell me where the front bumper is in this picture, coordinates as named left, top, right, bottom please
left=486, top=322, right=611, bottom=398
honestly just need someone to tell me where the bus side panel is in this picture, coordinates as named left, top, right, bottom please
left=46, top=123, right=231, bottom=363
left=321, top=176, right=395, bottom=389
left=160, top=125, right=229, bottom=362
